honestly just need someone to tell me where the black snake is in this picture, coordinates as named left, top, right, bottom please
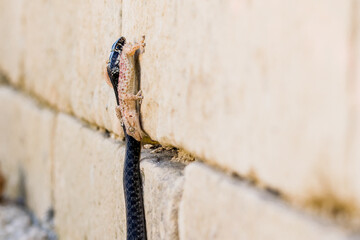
left=106, top=37, right=147, bottom=240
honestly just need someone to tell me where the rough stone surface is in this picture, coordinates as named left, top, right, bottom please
left=1, top=0, right=360, bottom=232
left=53, top=115, right=186, bottom=239
left=0, top=87, right=54, bottom=220
left=5, top=0, right=124, bottom=134
left=0, top=202, right=55, bottom=240
left=141, top=150, right=185, bottom=240
left=0, top=85, right=189, bottom=239
left=0, top=87, right=23, bottom=199
left=179, top=162, right=355, bottom=240
left=123, top=0, right=360, bottom=214
left=0, top=0, right=24, bottom=85
left=0, top=0, right=359, bottom=214
left=53, top=113, right=126, bottom=240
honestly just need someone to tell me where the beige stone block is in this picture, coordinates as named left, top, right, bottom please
left=53, top=115, right=186, bottom=239
left=0, top=87, right=24, bottom=198
left=142, top=150, right=185, bottom=240
left=53, top=113, right=125, bottom=239
left=20, top=0, right=123, bottom=134
left=0, top=87, right=186, bottom=239
left=122, top=0, right=360, bottom=213
left=179, top=162, right=352, bottom=240
left=0, top=0, right=24, bottom=84
left=19, top=95, right=55, bottom=221
left=0, top=86, right=54, bottom=219
left=0, top=0, right=123, bottom=134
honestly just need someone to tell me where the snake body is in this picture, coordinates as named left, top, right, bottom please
left=107, top=37, right=147, bottom=240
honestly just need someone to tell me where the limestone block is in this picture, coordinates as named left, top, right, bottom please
left=18, top=95, right=55, bottom=221
left=0, top=0, right=24, bottom=84
left=53, top=116, right=186, bottom=239
left=0, top=88, right=187, bottom=239
left=20, top=0, right=123, bottom=134
left=141, top=150, right=185, bottom=240
left=122, top=0, right=360, bottom=213
left=53, top=113, right=126, bottom=239
left=0, top=87, right=24, bottom=198
left=179, top=162, right=353, bottom=240
left=0, top=86, right=54, bottom=220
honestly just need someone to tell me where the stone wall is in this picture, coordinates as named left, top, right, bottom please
left=0, top=0, right=359, bottom=239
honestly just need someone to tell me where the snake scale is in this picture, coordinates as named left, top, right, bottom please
left=106, top=37, right=147, bottom=240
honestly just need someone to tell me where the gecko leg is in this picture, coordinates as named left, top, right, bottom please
left=115, top=106, right=124, bottom=126
left=120, top=90, right=143, bottom=101
left=124, top=36, right=146, bottom=56
left=136, top=90, right=143, bottom=104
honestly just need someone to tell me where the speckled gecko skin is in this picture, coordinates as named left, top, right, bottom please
left=106, top=36, right=146, bottom=141
left=117, top=36, right=146, bottom=141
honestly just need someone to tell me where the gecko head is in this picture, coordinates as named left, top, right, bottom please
left=129, top=128, right=144, bottom=142
left=124, top=118, right=145, bottom=141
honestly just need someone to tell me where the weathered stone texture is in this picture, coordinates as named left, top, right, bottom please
left=0, top=87, right=23, bottom=199
left=0, top=0, right=124, bottom=134
left=1, top=0, right=360, bottom=225
left=123, top=0, right=360, bottom=211
left=142, top=150, right=185, bottom=240
left=0, top=86, right=188, bottom=239
left=0, top=0, right=24, bottom=84
left=53, top=114, right=185, bottom=239
left=0, top=87, right=54, bottom=220
left=53, top=113, right=126, bottom=239
left=179, top=162, right=352, bottom=240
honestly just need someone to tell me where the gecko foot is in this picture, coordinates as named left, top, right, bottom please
left=136, top=90, right=143, bottom=104
left=140, top=36, right=146, bottom=54
left=119, top=92, right=143, bottom=102
left=125, top=36, right=146, bottom=56
left=115, top=106, right=124, bottom=125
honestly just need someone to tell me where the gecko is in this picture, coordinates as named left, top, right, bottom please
left=106, top=36, right=146, bottom=141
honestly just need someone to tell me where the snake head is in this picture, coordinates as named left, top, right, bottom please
left=106, top=37, right=126, bottom=104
